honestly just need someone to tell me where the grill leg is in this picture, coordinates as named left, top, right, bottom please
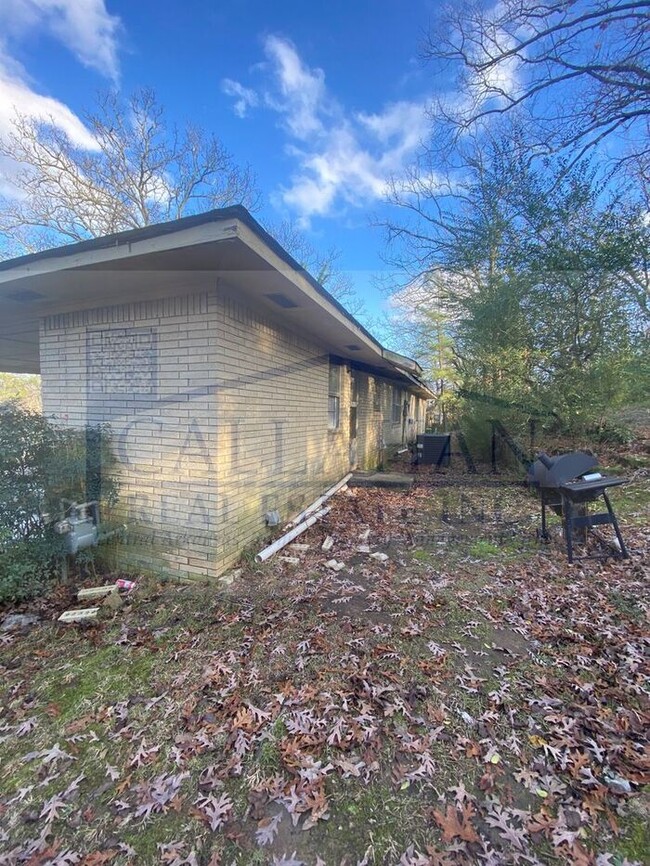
left=541, top=499, right=548, bottom=540
left=603, top=490, right=629, bottom=559
left=563, top=495, right=574, bottom=563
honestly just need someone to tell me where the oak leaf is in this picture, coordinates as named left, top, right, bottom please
left=432, top=804, right=479, bottom=843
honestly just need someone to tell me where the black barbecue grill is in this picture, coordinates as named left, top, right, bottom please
left=528, top=451, right=629, bottom=563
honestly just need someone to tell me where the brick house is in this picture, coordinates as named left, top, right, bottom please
left=0, top=207, right=431, bottom=578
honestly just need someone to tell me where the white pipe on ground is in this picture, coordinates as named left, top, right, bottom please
left=286, top=472, right=353, bottom=529
left=255, top=507, right=331, bottom=563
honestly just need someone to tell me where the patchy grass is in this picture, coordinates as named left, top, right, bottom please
left=0, top=460, right=648, bottom=865
left=613, top=806, right=650, bottom=864
left=468, top=540, right=501, bottom=558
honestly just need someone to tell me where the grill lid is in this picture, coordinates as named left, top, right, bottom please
left=528, top=451, right=598, bottom=488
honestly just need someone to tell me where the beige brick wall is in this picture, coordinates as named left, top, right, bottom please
left=41, top=293, right=221, bottom=577
left=40, top=287, right=356, bottom=578
left=40, top=286, right=425, bottom=578
left=351, top=373, right=427, bottom=471
left=211, top=291, right=352, bottom=570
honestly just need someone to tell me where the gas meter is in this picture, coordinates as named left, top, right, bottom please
left=54, top=501, right=99, bottom=555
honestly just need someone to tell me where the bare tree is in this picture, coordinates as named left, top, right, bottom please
left=0, top=88, right=259, bottom=256
left=425, top=0, right=650, bottom=166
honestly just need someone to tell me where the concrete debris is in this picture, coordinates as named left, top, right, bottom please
left=349, top=472, right=413, bottom=490
left=289, top=543, right=310, bottom=552
left=279, top=556, right=300, bottom=565
left=77, top=585, right=118, bottom=601
left=58, top=608, right=100, bottom=623
left=321, top=536, right=334, bottom=551
left=604, top=772, right=632, bottom=794
left=1, top=613, right=40, bottom=632
left=325, top=559, right=346, bottom=572
left=369, top=552, right=389, bottom=563
left=219, top=568, right=241, bottom=587
left=458, top=710, right=476, bottom=726
left=357, top=545, right=371, bottom=553
left=358, top=529, right=370, bottom=541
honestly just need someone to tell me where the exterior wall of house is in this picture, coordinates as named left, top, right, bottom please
left=40, top=293, right=222, bottom=577
left=211, top=291, right=353, bottom=571
left=39, top=286, right=424, bottom=578
left=40, top=287, right=349, bottom=578
left=353, top=374, right=427, bottom=470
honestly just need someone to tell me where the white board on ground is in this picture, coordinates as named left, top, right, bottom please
left=58, top=608, right=100, bottom=622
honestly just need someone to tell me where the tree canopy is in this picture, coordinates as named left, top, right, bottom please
left=383, top=128, right=649, bottom=432
left=425, top=0, right=650, bottom=169
left=0, top=88, right=259, bottom=257
left=381, top=1, right=649, bottom=437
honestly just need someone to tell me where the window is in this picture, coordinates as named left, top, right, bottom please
left=392, top=386, right=402, bottom=424
left=328, top=362, right=341, bottom=430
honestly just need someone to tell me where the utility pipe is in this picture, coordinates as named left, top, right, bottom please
left=255, top=507, right=331, bottom=562
left=286, top=472, right=352, bottom=529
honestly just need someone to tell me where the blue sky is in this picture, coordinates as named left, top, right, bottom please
left=0, top=0, right=446, bottom=328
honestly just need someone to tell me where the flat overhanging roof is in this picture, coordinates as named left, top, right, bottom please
left=0, top=206, right=432, bottom=396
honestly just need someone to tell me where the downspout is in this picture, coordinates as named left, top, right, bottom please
left=285, top=472, right=352, bottom=529
left=255, top=507, right=331, bottom=562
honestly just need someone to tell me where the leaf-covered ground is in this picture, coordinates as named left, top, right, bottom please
left=1, top=460, right=648, bottom=865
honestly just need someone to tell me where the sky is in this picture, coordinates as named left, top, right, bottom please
left=0, top=0, right=449, bottom=329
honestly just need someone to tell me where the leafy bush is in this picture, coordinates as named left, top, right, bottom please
left=0, top=402, right=119, bottom=603
left=0, top=536, right=65, bottom=603
left=0, top=373, right=41, bottom=412
left=590, top=421, right=635, bottom=447
left=457, top=400, right=540, bottom=467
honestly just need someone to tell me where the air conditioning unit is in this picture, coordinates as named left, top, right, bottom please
left=415, top=434, right=451, bottom=467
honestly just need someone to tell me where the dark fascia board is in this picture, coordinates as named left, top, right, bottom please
left=0, top=205, right=421, bottom=375
left=341, top=357, right=434, bottom=399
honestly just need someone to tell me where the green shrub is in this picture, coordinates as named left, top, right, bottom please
left=590, top=420, right=635, bottom=446
left=0, top=536, right=66, bottom=603
left=0, top=402, right=119, bottom=604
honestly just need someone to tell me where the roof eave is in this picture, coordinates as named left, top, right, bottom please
left=0, top=207, right=425, bottom=384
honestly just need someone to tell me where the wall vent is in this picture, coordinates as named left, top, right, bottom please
left=265, top=292, right=299, bottom=309
left=6, top=289, right=44, bottom=303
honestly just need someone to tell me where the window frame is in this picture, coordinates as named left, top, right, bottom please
left=391, top=385, right=402, bottom=424
left=328, top=362, right=341, bottom=431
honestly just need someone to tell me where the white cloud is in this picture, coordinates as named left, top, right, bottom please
left=0, top=2, right=122, bottom=198
left=222, top=36, right=431, bottom=226
left=221, top=79, right=258, bottom=118
left=462, top=4, right=522, bottom=110
left=263, top=34, right=328, bottom=139
left=0, top=52, right=98, bottom=150
left=0, top=0, right=121, bottom=80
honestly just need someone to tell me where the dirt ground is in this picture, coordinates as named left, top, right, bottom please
left=0, top=455, right=648, bottom=865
